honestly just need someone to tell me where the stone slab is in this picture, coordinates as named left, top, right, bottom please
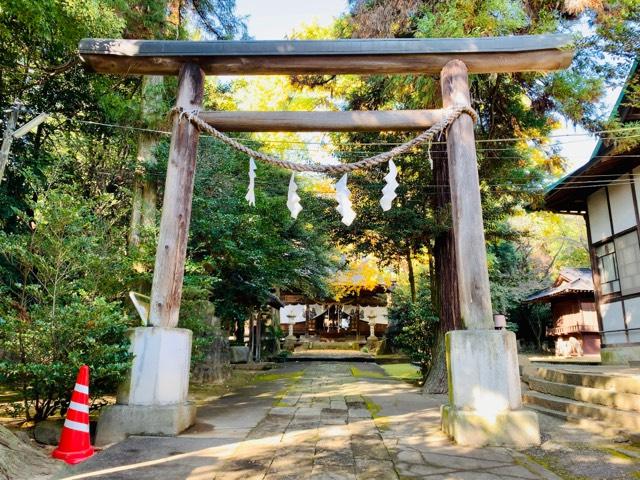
left=57, top=435, right=227, bottom=480
left=230, top=345, right=250, bottom=363
left=601, top=345, right=640, bottom=365
left=118, top=326, right=192, bottom=405
left=34, top=419, right=64, bottom=445
left=446, top=330, right=522, bottom=412
left=95, top=402, right=196, bottom=446
left=441, top=404, right=540, bottom=447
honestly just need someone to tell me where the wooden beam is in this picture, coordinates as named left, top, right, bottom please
left=199, top=109, right=445, bottom=132
left=441, top=59, right=494, bottom=330
left=149, top=63, right=205, bottom=328
left=78, top=35, right=574, bottom=76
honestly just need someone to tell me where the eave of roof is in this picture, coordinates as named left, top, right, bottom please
left=525, top=268, right=594, bottom=303
left=543, top=60, right=639, bottom=213
left=526, top=288, right=594, bottom=303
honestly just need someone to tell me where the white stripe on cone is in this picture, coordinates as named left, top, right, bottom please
left=68, top=401, right=89, bottom=414
left=64, top=419, right=90, bottom=433
left=74, top=383, right=89, bottom=394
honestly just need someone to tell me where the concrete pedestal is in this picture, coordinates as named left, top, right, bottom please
left=96, top=327, right=196, bottom=445
left=441, top=330, right=540, bottom=447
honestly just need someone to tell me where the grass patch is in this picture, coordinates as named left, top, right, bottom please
left=380, top=363, right=421, bottom=382
left=521, top=452, right=588, bottom=480
left=602, top=447, right=637, bottom=462
left=363, top=396, right=382, bottom=418
left=350, top=367, right=386, bottom=379
left=351, top=364, right=421, bottom=383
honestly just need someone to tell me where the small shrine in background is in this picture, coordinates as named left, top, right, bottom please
left=278, top=256, right=393, bottom=342
left=525, top=268, right=600, bottom=356
left=278, top=287, right=389, bottom=340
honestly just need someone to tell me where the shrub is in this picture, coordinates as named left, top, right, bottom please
left=0, top=297, right=132, bottom=421
left=387, top=289, right=439, bottom=376
left=0, top=187, right=134, bottom=421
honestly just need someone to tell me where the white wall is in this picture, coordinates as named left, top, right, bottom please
left=608, top=175, right=636, bottom=234
left=615, top=231, right=640, bottom=296
left=587, top=188, right=612, bottom=242
left=600, top=300, right=626, bottom=345
left=624, top=297, right=640, bottom=343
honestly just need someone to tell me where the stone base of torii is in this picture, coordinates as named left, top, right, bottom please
left=78, top=35, right=575, bottom=447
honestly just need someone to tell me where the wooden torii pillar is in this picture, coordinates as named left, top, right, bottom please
left=79, top=35, right=574, bottom=446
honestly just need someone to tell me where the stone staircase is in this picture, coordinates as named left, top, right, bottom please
left=521, top=365, right=640, bottom=434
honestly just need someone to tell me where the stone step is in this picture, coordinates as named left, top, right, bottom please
left=526, top=376, right=640, bottom=412
left=523, top=366, right=640, bottom=395
left=523, top=391, right=640, bottom=430
left=523, top=404, right=624, bottom=437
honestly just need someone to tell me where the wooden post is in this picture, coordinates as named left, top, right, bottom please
left=440, top=60, right=493, bottom=330
left=149, top=63, right=204, bottom=328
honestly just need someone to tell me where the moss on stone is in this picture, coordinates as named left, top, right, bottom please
left=522, top=451, right=590, bottom=480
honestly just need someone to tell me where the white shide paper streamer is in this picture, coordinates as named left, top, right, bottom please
left=245, top=158, right=256, bottom=206
left=287, top=173, right=303, bottom=219
left=335, top=174, right=356, bottom=226
left=380, top=159, right=398, bottom=211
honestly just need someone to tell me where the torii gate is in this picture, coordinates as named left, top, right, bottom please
left=80, top=35, right=574, bottom=447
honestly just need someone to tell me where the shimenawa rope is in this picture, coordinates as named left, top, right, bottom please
left=170, top=105, right=477, bottom=174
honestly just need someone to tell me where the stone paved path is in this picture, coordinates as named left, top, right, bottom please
left=57, top=362, right=558, bottom=480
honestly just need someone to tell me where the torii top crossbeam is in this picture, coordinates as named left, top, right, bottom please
left=79, top=34, right=573, bottom=76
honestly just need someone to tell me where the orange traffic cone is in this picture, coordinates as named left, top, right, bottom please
left=52, top=365, right=94, bottom=464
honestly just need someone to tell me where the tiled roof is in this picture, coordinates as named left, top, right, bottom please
left=525, top=267, right=594, bottom=302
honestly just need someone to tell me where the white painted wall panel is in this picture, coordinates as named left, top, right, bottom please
left=624, top=297, right=640, bottom=343
left=633, top=166, right=640, bottom=214
left=600, top=300, right=626, bottom=345
left=608, top=175, right=636, bottom=234
left=614, top=231, right=640, bottom=296
left=587, top=188, right=612, bottom=242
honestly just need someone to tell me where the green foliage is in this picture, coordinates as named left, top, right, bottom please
left=262, top=323, right=284, bottom=360
left=487, top=239, right=559, bottom=350
left=387, top=279, right=439, bottom=374
left=0, top=297, right=132, bottom=421
left=179, top=0, right=248, bottom=39
left=181, top=137, right=337, bottom=328
left=0, top=187, right=134, bottom=421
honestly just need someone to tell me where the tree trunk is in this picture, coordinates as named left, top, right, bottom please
left=406, top=246, right=416, bottom=302
left=423, top=139, right=460, bottom=394
left=129, top=75, right=163, bottom=247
